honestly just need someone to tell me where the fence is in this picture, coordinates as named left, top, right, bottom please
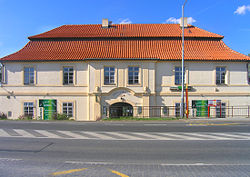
left=103, top=105, right=250, bottom=118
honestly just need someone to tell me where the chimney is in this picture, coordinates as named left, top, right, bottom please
left=102, top=19, right=109, bottom=28
left=180, top=17, right=188, bottom=28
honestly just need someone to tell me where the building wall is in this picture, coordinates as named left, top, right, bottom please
left=0, top=60, right=250, bottom=120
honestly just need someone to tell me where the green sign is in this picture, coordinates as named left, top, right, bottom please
left=39, top=99, right=57, bottom=120
left=193, top=100, right=208, bottom=117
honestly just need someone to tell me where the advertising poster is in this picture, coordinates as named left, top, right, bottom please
left=39, top=99, right=57, bottom=120
left=193, top=100, right=208, bottom=117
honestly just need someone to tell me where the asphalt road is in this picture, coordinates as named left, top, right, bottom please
left=0, top=119, right=250, bottom=177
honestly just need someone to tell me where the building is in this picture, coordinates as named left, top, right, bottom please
left=1, top=20, right=250, bottom=121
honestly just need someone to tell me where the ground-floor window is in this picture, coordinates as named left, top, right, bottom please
left=175, top=103, right=180, bottom=117
left=24, top=102, right=34, bottom=117
left=175, top=103, right=186, bottom=117
left=63, top=102, right=73, bottom=117
left=216, top=102, right=226, bottom=118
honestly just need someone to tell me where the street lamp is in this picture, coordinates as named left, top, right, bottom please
left=181, top=0, right=188, bottom=118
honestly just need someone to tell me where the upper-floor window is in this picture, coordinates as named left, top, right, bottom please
left=63, top=67, right=74, bottom=85
left=24, top=67, right=34, bottom=85
left=248, top=63, right=250, bottom=84
left=216, top=67, right=226, bottom=85
left=128, top=66, right=139, bottom=84
left=104, top=67, right=115, bottom=85
left=24, top=102, right=34, bottom=117
left=175, top=67, right=185, bottom=85
left=0, top=64, right=3, bottom=83
left=63, top=102, right=73, bottom=117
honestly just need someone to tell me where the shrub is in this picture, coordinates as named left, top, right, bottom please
left=52, top=113, right=70, bottom=120
left=18, top=115, right=33, bottom=120
left=0, top=112, right=7, bottom=119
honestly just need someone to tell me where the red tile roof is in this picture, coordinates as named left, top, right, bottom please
left=28, top=24, right=223, bottom=39
left=1, top=24, right=250, bottom=61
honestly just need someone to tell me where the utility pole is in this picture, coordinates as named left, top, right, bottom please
left=181, top=0, right=188, bottom=118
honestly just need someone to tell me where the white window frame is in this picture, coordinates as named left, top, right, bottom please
left=175, top=66, right=185, bottom=85
left=62, top=102, right=74, bottom=117
left=247, top=63, right=250, bottom=84
left=24, top=67, right=35, bottom=85
left=104, top=66, right=115, bottom=85
left=63, top=67, right=74, bottom=85
left=128, top=66, right=139, bottom=85
left=24, top=102, right=34, bottom=117
left=0, top=64, right=3, bottom=84
left=216, top=67, right=226, bottom=85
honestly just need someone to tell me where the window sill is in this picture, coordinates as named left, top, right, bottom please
left=23, top=84, right=36, bottom=86
left=63, top=84, right=75, bottom=86
left=127, top=84, right=141, bottom=87
left=216, top=84, right=228, bottom=87
left=102, top=83, right=117, bottom=87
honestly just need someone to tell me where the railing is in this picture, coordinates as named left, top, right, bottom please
left=103, top=105, right=250, bottom=118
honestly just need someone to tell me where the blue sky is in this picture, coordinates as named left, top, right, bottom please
left=0, top=0, right=250, bottom=58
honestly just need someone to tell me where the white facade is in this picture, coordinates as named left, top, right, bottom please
left=0, top=60, right=250, bottom=121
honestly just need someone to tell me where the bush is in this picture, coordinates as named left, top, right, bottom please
left=18, top=115, right=33, bottom=120
left=52, top=113, right=70, bottom=120
left=0, top=112, right=7, bottom=119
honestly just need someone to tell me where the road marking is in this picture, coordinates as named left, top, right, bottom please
left=189, top=123, right=241, bottom=126
left=109, top=169, right=129, bottom=177
left=237, top=133, right=250, bottom=136
left=107, top=132, right=144, bottom=140
left=51, top=168, right=87, bottom=176
left=1, top=129, right=250, bottom=141
left=131, top=132, right=172, bottom=140
left=35, top=130, right=61, bottom=138
left=57, top=130, right=90, bottom=139
left=143, top=124, right=168, bottom=126
left=156, top=133, right=203, bottom=140
left=0, top=158, right=22, bottom=161
left=184, top=133, right=231, bottom=140
left=83, top=131, right=116, bottom=139
left=13, top=129, right=36, bottom=138
left=212, top=133, right=250, bottom=139
left=160, top=163, right=250, bottom=166
left=65, top=161, right=114, bottom=165
left=0, top=129, right=11, bottom=137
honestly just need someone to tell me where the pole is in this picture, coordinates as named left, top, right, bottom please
left=181, top=0, right=188, bottom=118
left=185, top=84, right=189, bottom=118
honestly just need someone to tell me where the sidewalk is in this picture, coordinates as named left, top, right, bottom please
left=187, top=116, right=250, bottom=122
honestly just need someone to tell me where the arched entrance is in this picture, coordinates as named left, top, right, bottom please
left=109, top=102, right=133, bottom=118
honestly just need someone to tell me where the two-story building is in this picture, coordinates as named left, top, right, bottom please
left=1, top=20, right=250, bottom=121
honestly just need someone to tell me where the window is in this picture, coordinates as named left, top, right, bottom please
left=162, top=106, right=169, bottom=116
left=0, top=64, right=5, bottom=84
left=24, top=67, right=34, bottom=85
left=175, top=103, right=181, bottom=117
left=104, top=67, right=115, bottom=85
left=24, top=102, right=34, bottom=117
left=216, top=102, right=226, bottom=118
left=63, top=67, right=74, bottom=85
left=247, top=63, right=250, bottom=84
left=216, top=67, right=226, bottom=85
left=63, top=102, right=73, bottom=117
left=128, top=66, right=139, bottom=84
left=0, top=65, right=2, bottom=83
left=175, top=67, right=185, bottom=85
left=175, top=103, right=185, bottom=117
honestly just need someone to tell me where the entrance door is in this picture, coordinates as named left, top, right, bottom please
left=109, top=102, right=133, bottom=118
